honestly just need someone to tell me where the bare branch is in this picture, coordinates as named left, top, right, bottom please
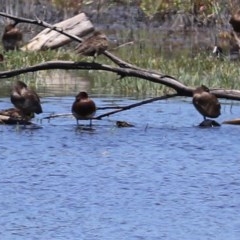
left=0, top=60, right=190, bottom=94
left=40, top=94, right=178, bottom=121
left=0, top=11, right=84, bottom=43
left=41, top=113, right=73, bottom=120
left=0, top=60, right=240, bottom=100
left=95, top=93, right=179, bottom=119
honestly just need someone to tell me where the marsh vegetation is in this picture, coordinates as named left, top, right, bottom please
left=0, top=0, right=239, bottom=98
left=0, top=31, right=239, bottom=98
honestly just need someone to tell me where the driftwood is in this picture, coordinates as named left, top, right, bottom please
left=0, top=12, right=240, bottom=124
left=0, top=108, right=32, bottom=125
left=0, top=12, right=86, bottom=47
left=21, top=13, right=94, bottom=51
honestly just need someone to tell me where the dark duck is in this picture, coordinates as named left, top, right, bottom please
left=71, top=91, right=96, bottom=126
left=10, top=81, right=42, bottom=119
left=192, top=85, right=221, bottom=126
left=2, top=21, right=23, bottom=51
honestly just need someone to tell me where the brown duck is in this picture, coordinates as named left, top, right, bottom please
left=11, top=81, right=42, bottom=118
left=192, top=85, right=221, bottom=120
left=2, top=22, right=23, bottom=51
left=72, top=91, right=96, bottom=126
left=75, top=31, right=108, bottom=62
left=229, top=9, right=240, bottom=33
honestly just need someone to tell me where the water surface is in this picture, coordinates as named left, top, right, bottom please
left=0, top=92, right=240, bottom=240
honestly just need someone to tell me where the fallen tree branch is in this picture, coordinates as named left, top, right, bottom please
left=0, top=61, right=188, bottom=92
left=103, top=50, right=167, bottom=74
left=95, top=93, right=179, bottom=119
left=41, top=106, right=124, bottom=120
left=40, top=93, right=178, bottom=121
left=0, top=12, right=84, bottom=43
left=97, top=106, right=123, bottom=110
left=41, top=113, right=73, bottom=121
left=0, top=60, right=239, bottom=100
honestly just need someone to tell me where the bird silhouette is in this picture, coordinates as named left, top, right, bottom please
left=192, top=85, right=221, bottom=121
left=75, top=31, right=108, bottom=62
left=72, top=91, right=96, bottom=126
left=2, top=21, right=23, bottom=51
left=229, top=9, right=240, bottom=33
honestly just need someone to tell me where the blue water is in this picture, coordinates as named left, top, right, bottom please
left=0, top=95, right=240, bottom=239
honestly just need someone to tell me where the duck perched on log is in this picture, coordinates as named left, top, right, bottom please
left=192, top=85, right=221, bottom=126
left=75, top=31, right=108, bottom=62
left=72, top=91, right=96, bottom=126
left=2, top=21, right=23, bottom=51
left=11, top=81, right=42, bottom=119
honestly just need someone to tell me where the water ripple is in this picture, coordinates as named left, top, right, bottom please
left=0, top=97, right=240, bottom=239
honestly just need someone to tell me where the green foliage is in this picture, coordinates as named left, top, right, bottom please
left=2, top=48, right=77, bottom=70
left=112, top=29, right=240, bottom=94
left=139, top=0, right=230, bottom=19
left=2, top=26, right=240, bottom=98
left=140, top=0, right=186, bottom=17
left=51, top=0, right=83, bottom=9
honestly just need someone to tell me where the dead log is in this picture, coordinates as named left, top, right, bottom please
left=21, top=13, right=94, bottom=51
left=0, top=108, right=32, bottom=125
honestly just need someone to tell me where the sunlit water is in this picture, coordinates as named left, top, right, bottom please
left=0, top=93, right=240, bottom=240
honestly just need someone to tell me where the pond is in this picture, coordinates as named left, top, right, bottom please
left=0, top=75, right=240, bottom=240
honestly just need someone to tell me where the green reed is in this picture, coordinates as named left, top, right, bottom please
left=1, top=33, right=240, bottom=97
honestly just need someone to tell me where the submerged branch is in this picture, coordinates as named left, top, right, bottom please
left=95, top=93, right=179, bottom=119
left=41, top=113, right=73, bottom=120
left=41, top=93, right=179, bottom=121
